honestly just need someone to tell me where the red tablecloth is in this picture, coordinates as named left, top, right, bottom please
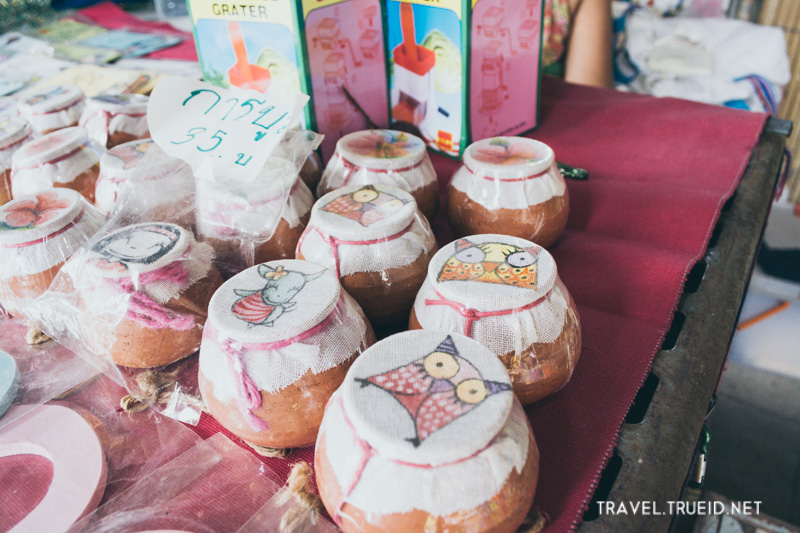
left=14, top=5, right=769, bottom=531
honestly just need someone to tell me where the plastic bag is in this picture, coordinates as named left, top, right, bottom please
left=22, top=131, right=321, bottom=424
left=447, top=136, right=569, bottom=249
left=0, top=374, right=202, bottom=532
left=10, top=126, right=103, bottom=203
left=195, top=128, right=322, bottom=278
left=296, top=183, right=437, bottom=329
left=0, top=116, right=34, bottom=205
left=79, top=93, right=150, bottom=148
left=95, top=139, right=195, bottom=228
left=0, top=188, right=105, bottom=320
left=75, top=433, right=298, bottom=533
left=0, top=315, right=98, bottom=431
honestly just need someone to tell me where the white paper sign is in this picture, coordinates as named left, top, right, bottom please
left=147, top=76, right=309, bottom=182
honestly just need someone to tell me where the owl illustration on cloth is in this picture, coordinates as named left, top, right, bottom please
left=437, top=239, right=540, bottom=289
left=356, top=336, right=511, bottom=446
left=231, top=264, right=324, bottom=327
left=321, top=185, right=408, bottom=227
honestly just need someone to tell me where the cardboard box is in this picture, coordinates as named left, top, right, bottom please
left=386, top=0, right=543, bottom=157
left=187, top=0, right=389, bottom=159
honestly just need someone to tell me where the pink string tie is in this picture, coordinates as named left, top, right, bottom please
left=106, top=255, right=196, bottom=331
left=206, top=299, right=343, bottom=433
left=296, top=223, right=413, bottom=278
left=425, top=289, right=548, bottom=337
left=330, top=396, right=499, bottom=526
left=337, top=152, right=426, bottom=187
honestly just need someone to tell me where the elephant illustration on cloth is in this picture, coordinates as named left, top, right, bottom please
left=231, top=264, right=324, bottom=327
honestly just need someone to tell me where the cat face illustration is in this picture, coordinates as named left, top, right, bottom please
left=437, top=238, right=539, bottom=289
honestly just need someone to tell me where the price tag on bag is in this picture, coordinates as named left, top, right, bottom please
left=147, top=76, right=309, bottom=182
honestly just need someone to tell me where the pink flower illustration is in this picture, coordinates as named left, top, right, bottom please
left=1, top=190, right=71, bottom=230
left=345, top=131, right=421, bottom=159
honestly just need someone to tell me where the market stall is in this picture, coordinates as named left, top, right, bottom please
left=0, top=3, right=790, bottom=532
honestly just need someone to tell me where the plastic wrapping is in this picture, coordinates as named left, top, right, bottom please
left=95, top=139, right=195, bottom=226
left=0, top=116, right=34, bottom=205
left=24, top=219, right=222, bottom=424
left=10, top=126, right=103, bottom=203
left=0, top=374, right=202, bottom=532
left=194, top=128, right=323, bottom=278
left=410, top=234, right=582, bottom=405
left=448, top=137, right=569, bottom=248
left=0, top=315, right=98, bottom=431
left=72, top=433, right=334, bottom=533
left=17, top=84, right=85, bottom=135
left=79, top=94, right=150, bottom=148
left=199, top=259, right=375, bottom=449
left=0, top=188, right=105, bottom=318
left=316, top=130, right=439, bottom=218
left=297, top=183, right=437, bottom=329
left=21, top=128, right=323, bottom=424
left=315, top=330, right=539, bottom=531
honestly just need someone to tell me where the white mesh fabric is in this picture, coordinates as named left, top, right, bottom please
left=82, top=111, right=148, bottom=147
left=97, top=162, right=194, bottom=218
left=317, top=153, right=437, bottom=197
left=450, top=162, right=566, bottom=210
left=11, top=128, right=100, bottom=198
left=319, top=390, right=531, bottom=517
left=0, top=192, right=104, bottom=278
left=452, top=137, right=566, bottom=210
left=199, top=290, right=368, bottom=395
left=0, top=118, right=33, bottom=172
left=414, top=281, right=569, bottom=353
left=297, top=213, right=436, bottom=276
left=412, top=234, right=568, bottom=353
left=195, top=164, right=312, bottom=242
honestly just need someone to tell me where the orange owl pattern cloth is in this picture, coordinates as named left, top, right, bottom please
left=437, top=238, right=540, bottom=289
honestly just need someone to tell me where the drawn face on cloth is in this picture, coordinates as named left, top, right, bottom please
left=437, top=238, right=540, bottom=289
left=92, top=224, right=181, bottom=265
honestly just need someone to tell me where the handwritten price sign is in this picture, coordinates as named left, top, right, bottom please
left=147, top=76, right=309, bottom=182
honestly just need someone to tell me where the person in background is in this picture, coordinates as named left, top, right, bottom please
left=543, top=0, right=614, bottom=88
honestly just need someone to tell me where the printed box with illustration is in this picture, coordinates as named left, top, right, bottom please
left=387, top=0, right=544, bottom=157
left=186, top=0, right=389, bottom=159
